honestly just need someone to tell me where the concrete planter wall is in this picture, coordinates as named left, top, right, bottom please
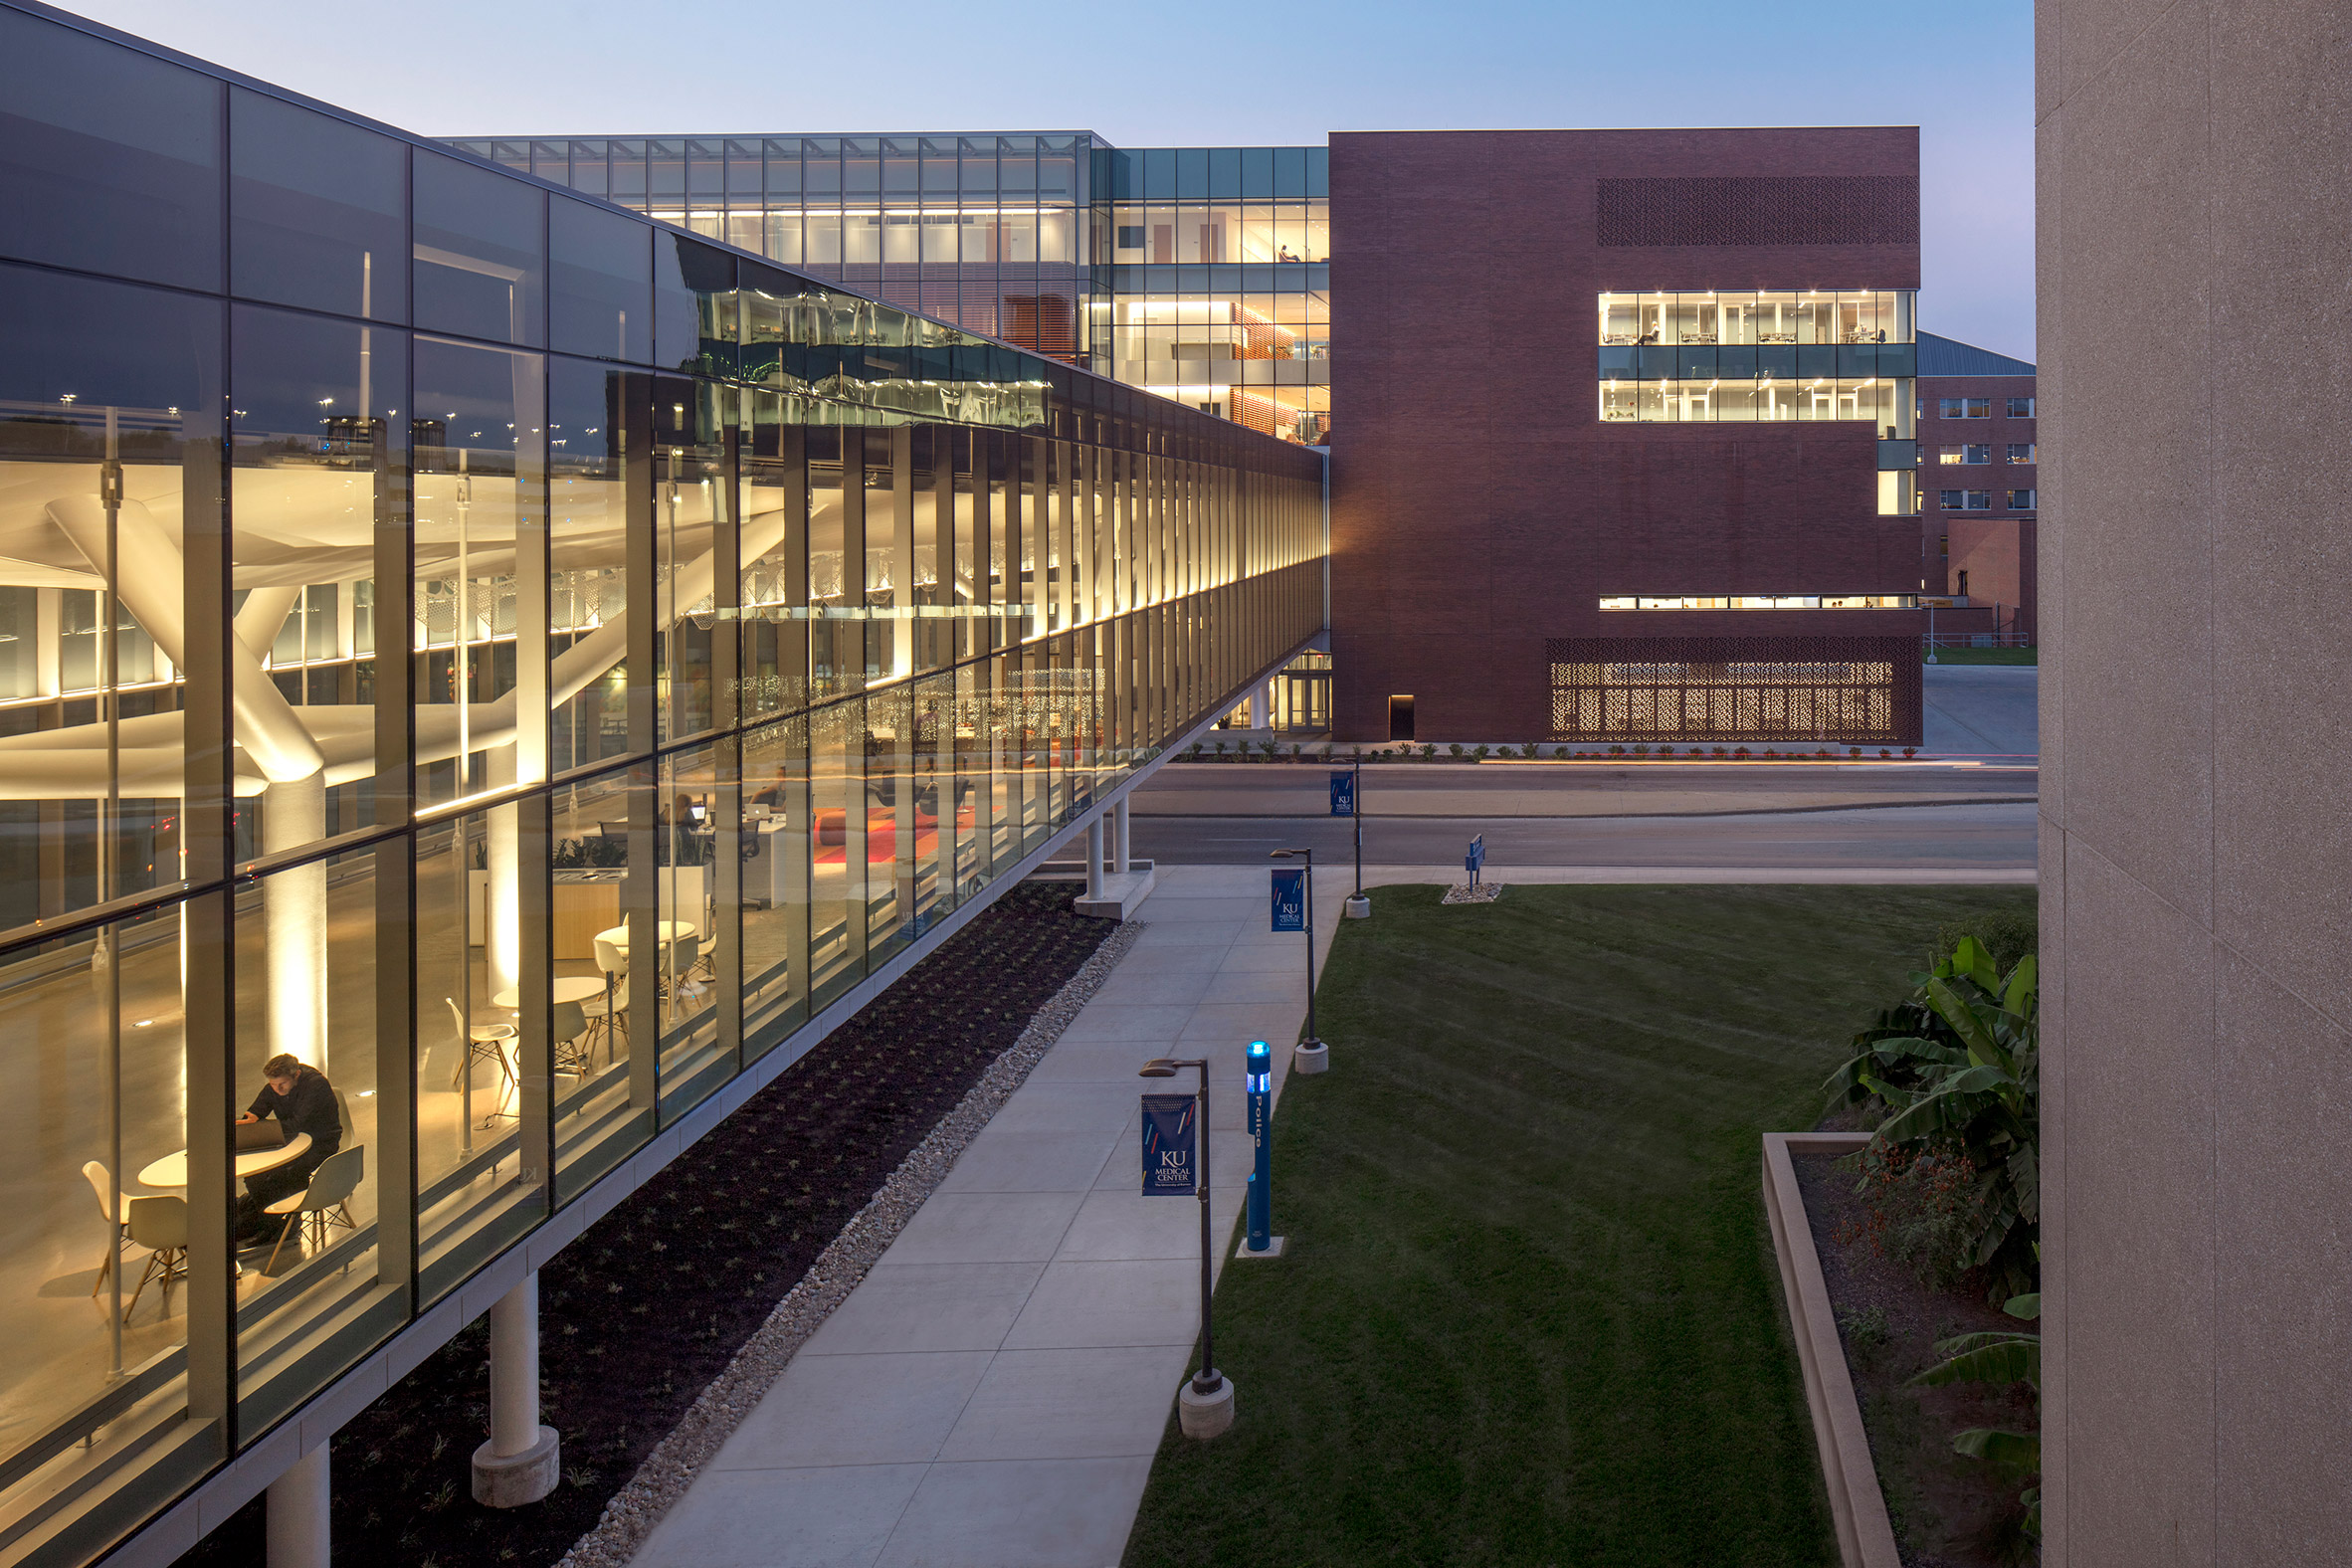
left=1762, top=1131, right=1902, bottom=1568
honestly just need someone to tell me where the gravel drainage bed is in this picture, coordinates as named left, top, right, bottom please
left=176, top=883, right=1132, bottom=1568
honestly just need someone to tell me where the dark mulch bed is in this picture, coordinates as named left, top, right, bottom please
left=1795, top=1147, right=2040, bottom=1568
left=178, top=882, right=1111, bottom=1568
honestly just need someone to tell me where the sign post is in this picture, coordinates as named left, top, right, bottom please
left=1333, top=761, right=1370, bottom=918
left=1465, top=832, right=1486, bottom=890
left=1240, top=1041, right=1284, bottom=1257
left=1141, top=1057, right=1234, bottom=1437
left=1271, top=851, right=1328, bottom=1073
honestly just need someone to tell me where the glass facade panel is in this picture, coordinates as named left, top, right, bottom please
left=0, top=19, right=1327, bottom=1548
left=414, top=151, right=545, bottom=348
left=231, top=90, right=407, bottom=323
left=0, top=9, right=222, bottom=291
left=550, top=197, right=653, bottom=364
left=1597, top=290, right=1915, bottom=446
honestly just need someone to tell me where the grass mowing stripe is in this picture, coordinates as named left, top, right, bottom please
left=1121, top=881, right=2034, bottom=1568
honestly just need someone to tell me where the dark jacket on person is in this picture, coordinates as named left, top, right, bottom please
left=247, top=1066, right=342, bottom=1161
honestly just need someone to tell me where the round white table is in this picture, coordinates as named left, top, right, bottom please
left=137, top=1132, right=313, bottom=1190
left=489, top=977, right=608, bottom=1010
left=591, top=921, right=695, bottom=955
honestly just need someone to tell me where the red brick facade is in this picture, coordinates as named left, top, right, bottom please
left=1328, top=128, right=1925, bottom=743
left=1918, top=370, right=2038, bottom=640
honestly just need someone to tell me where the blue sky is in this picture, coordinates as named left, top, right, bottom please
left=68, top=0, right=2035, bottom=358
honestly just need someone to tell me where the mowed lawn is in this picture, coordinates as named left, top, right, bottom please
left=1122, top=882, right=2035, bottom=1568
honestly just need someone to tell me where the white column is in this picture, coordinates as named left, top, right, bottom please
left=490, top=1274, right=538, bottom=1455
left=1112, top=797, right=1129, bottom=874
left=263, top=771, right=328, bottom=1072
left=472, top=1271, right=561, bottom=1506
left=266, top=1443, right=329, bottom=1568
left=1084, top=817, right=1104, bottom=899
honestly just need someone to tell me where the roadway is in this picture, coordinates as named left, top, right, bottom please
left=1127, top=759, right=2040, bottom=873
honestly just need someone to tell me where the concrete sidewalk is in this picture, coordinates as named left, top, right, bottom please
left=633, top=866, right=1338, bottom=1568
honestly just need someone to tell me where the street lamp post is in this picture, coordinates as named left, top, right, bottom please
left=1271, top=848, right=1327, bottom=1072
left=1140, top=1056, right=1235, bottom=1436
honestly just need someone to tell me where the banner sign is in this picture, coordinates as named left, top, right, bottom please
left=1140, top=1092, right=1198, bottom=1196
left=1271, top=866, right=1306, bottom=932
left=1328, top=770, right=1355, bottom=817
left=1466, top=834, right=1486, bottom=879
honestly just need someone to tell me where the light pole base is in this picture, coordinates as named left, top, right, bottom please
left=471, top=1427, right=560, bottom=1508
left=1178, top=1375, right=1237, bottom=1439
left=1343, top=893, right=1371, bottom=918
left=1292, top=1040, right=1329, bottom=1075
left=1237, top=1236, right=1287, bottom=1259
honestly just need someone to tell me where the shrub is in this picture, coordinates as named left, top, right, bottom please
left=1824, top=935, right=2041, bottom=1301
left=1933, top=906, right=2039, bottom=976
left=1762, top=748, right=1778, bottom=759
left=1903, top=745, right=1918, bottom=758
left=1838, top=1303, right=1892, bottom=1363
left=1849, top=746, right=1863, bottom=758
left=1420, top=743, right=1436, bottom=761
left=1733, top=745, right=1750, bottom=759
left=1909, top=1290, right=2043, bottom=1543
left=1879, top=748, right=1892, bottom=758
left=1472, top=744, right=1490, bottom=760
left=1608, top=744, right=1626, bottom=757
left=1631, top=743, right=1649, bottom=757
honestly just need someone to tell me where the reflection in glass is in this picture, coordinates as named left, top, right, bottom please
left=414, top=151, right=545, bottom=348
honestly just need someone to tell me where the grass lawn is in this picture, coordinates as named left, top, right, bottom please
left=1121, top=882, right=2035, bottom=1568
left=1924, top=647, right=2038, bottom=665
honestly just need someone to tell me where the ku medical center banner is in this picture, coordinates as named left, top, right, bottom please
left=1140, top=1092, right=1198, bottom=1197
left=1271, top=866, right=1306, bottom=932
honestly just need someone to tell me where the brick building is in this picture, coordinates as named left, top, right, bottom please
left=1917, top=331, right=2037, bottom=642
left=1328, top=128, right=1926, bottom=746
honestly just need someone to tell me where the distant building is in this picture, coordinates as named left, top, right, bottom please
left=1330, top=128, right=1928, bottom=747
left=1916, top=332, right=2037, bottom=643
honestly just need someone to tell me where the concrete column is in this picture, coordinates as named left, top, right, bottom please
left=262, top=770, right=328, bottom=1072
left=1084, top=817, right=1104, bottom=899
left=266, top=1443, right=329, bottom=1568
left=1112, top=797, right=1130, bottom=874
left=472, top=1273, right=560, bottom=1507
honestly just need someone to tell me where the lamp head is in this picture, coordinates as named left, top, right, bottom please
left=1138, top=1059, right=1180, bottom=1078
left=1247, top=1040, right=1270, bottom=1065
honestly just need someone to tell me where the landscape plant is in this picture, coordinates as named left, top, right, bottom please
left=1823, top=935, right=2040, bottom=1300
left=1908, top=1287, right=2043, bottom=1544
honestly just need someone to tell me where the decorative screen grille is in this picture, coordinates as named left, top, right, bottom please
left=1546, top=636, right=1919, bottom=744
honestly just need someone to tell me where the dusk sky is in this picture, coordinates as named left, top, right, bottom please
left=65, top=0, right=2035, bottom=358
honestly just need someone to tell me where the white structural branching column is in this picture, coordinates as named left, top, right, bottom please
left=1085, top=817, right=1104, bottom=900
left=262, top=771, right=328, bottom=1072
left=1113, top=796, right=1130, bottom=875
left=266, top=1443, right=329, bottom=1568
left=472, top=1272, right=560, bottom=1506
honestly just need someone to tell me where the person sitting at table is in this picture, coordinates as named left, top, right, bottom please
left=234, top=1054, right=341, bottom=1246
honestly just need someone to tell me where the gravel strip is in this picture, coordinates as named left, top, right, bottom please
left=553, top=916, right=1146, bottom=1568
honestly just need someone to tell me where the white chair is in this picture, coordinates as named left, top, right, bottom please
left=445, top=996, right=516, bottom=1094
left=551, top=998, right=591, bottom=1078
left=83, top=1160, right=125, bottom=1297
left=670, top=932, right=704, bottom=1007
left=264, top=1145, right=366, bottom=1274
left=588, top=937, right=631, bottom=1061
left=122, top=1196, right=187, bottom=1320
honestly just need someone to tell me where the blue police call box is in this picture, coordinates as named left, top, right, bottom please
left=1329, top=770, right=1355, bottom=817
left=1140, top=1093, right=1198, bottom=1196
left=1271, top=866, right=1306, bottom=932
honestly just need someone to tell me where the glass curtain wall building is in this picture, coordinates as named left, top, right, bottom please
left=450, top=137, right=1334, bottom=446
left=0, top=7, right=1326, bottom=1562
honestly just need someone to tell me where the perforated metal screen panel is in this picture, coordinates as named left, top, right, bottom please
left=1546, top=636, right=1920, bottom=745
